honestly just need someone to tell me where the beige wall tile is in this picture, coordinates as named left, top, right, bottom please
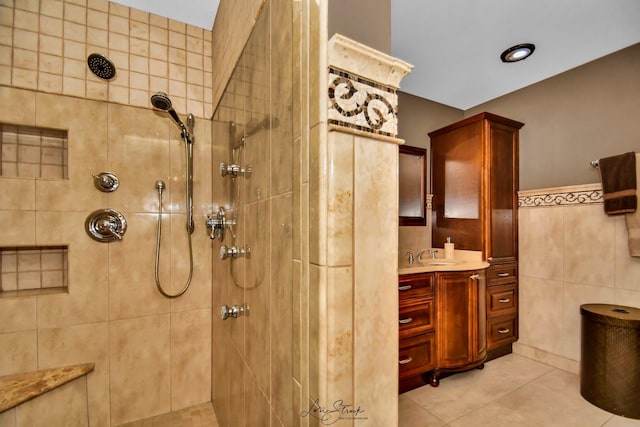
left=0, top=330, right=37, bottom=376
left=326, top=131, right=353, bottom=267
left=0, top=297, right=36, bottom=333
left=0, top=211, right=36, bottom=245
left=352, top=137, right=398, bottom=426
left=325, top=266, right=353, bottom=403
left=243, top=200, right=271, bottom=394
left=613, top=217, right=640, bottom=291
left=106, top=103, right=171, bottom=212
left=0, top=87, right=36, bottom=125
left=108, top=212, right=170, bottom=319
left=562, top=283, right=614, bottom=361
left=37, top=322, right=110, bottom=427
left=563, top=205, right=614, bottom=287
left=0, top=178, right=35, bottom=210
left=109, top=314, right=171, bottom=425
left=308, top=123, right=327, bottom=266
left=270, top=192, right=294, bottom=424
left=519, top=276, right=564, bottom=356
left=519, top=206, right=564, bottom=280
left=170, top=308, right=212, bottom=410
left=15, top=376, right=88, bottom=427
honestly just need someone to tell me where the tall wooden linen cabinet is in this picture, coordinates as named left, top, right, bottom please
left=430, top=112, right=524, bottom=360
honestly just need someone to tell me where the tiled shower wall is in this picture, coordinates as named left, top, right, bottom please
left=0, top=1, right=213, bottom=425
left=0, top=0, right=213, bottom=118
left=517, top=184, right=640, bottom=373
left=210, top=1, right=297, bottom=425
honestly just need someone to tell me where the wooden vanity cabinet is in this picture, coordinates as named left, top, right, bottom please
left=398, top=273, right=435, bottom=393
left=399, top=269, right=487, bottom=391
left=430, top=112, right=523, bottom=360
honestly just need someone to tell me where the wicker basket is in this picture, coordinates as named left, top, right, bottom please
left=580, top=303, right=640, bottom=419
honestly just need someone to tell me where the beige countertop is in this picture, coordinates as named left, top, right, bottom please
left=398, top=249, right=489, bottom=275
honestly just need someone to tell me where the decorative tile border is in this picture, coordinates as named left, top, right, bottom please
left=328, top=66, right=398, bottom=137
left=518, top=183, right=603, bottom=207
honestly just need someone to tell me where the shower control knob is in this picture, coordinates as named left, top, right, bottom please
left=92, top=172, right=119, bottom=192
left=220, top=162, right=252, bottom=178
left=219, top=245, right=250, bottom=260
left=220, top=304, right=245, bottom=320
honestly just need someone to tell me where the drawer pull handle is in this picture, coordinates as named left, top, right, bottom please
left=399, top=317, right=413, bottom=324
left=398, top=285, right=412, bottom=291
left=399, top=357, right=413, bottom=365
left=498, top=298, right=511, bottom=303
left=470, top=274, right=480, bottom=280
left=497, top=272, right=510, bottom=277
left=498, top=328, right=511, bottom=334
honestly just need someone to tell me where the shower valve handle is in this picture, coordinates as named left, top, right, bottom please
left=220, top=162, right=251, bottom=178
left=206, top=207, right=236, bottom=241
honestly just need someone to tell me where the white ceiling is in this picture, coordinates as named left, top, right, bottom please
left=110, top=0, right=219, bottom=31
left=392, top=0, right=640, bottom=110
left=114, top=0, right=640, bottom=110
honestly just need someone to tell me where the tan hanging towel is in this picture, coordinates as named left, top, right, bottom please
left=598, top=151, right=637, bottom=215
left=625, top=153, right=640, bottom=256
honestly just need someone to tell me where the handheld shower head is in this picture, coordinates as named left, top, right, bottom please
left=150, top=92, right=187, bottom=134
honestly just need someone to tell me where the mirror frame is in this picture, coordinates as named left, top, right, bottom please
left=399, top=145, right=427, bottom=226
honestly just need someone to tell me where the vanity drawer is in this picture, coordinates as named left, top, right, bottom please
left=399, top=298, right=435, bottom=339
left=399, top=332, right=435, bottom=379
left=487, top=315, right=518, bottom=349
left=487, top=263, right=517, bottom=285
left=487, top=283, right=517, bottom=317
left=399, top=272, right=435, bottom=300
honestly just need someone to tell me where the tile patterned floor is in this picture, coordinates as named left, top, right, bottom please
left=399, top=354, right=640, bottom=427
left=117, top=402, right=218, bottom=427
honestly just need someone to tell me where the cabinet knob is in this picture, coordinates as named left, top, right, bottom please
left=498, top=298, right=511, bottom=303
left=498, top=328, right=511, bottom=334
left=399, top=317, right=413, bottom=324
left=399, top=357, right=413, bottom=365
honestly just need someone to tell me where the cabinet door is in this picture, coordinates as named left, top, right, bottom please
left=436, top=271, right=476, bottom=368
left=487, top=120, right=519, bottom=262
left=431, top=121, right=484, bottom=251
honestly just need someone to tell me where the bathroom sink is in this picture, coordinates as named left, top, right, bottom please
left=421, top=260, right=456, bottom=266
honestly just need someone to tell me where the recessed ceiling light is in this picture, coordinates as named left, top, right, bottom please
left=500, top=43, right=535, bottom=63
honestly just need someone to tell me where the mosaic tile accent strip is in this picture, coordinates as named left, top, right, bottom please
left=1, top=124, right=68, bottom=179
left=0, top=246, right=68, bottom=294
left=519, top=184, right=603, bottom=208
left=328, top=67, right=398, bottom=137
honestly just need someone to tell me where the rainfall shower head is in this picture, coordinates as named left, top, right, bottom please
left=87, top=53, right=116, bottom=80
left=150, top=91, right=188, bottom=135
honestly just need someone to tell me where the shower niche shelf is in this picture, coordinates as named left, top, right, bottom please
left=0, top=246, right=68, bottom=298
left=0, top=124, right=68, bottom=179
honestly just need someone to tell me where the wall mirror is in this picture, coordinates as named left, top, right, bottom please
left=399, top=145, right=427, bottom=226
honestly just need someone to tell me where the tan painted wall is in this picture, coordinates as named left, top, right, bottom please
left=328, top=0, right=391, bottom=54
left=467, top=43, right=640, bottom=190
left=396, top=92, right=462, bottom=252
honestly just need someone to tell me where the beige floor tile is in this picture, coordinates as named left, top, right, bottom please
left=398, top=354, right=640, bottom=427
left=399, top=394, right=446, bottom=427
left=402, top=354, right=553, bottom=423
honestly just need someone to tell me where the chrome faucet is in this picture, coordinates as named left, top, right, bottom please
left=406, top=251, right=414, bottom=264
left=417, top=249, right=437, bottom=261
